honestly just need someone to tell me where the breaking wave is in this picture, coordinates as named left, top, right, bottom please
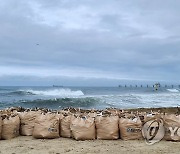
left=24, top=89, right=84, bottom=96
left=167, top=89, right=179, bottom=93
left=7, top=88, right=84, bottom=97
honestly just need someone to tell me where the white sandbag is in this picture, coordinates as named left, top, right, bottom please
left=119, top=117, right=142, bottom=140
left=18, top=111, right=40, bottom=136
left=33, top=113, right=59, bottom=139
left=2, top=115, right=20, bottom=140
left=70, top=116, right=95, bottom=140
left=95, top=116, right=119, bottom=140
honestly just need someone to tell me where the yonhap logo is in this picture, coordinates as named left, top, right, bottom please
left=165, top=126, right=180, bottom=141
left=142, top=118, right=165, bottom=145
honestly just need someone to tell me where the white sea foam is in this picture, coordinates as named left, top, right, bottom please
left=24, top=88, right=84, bottom=97
left=167, top=89, right=179, bottom=93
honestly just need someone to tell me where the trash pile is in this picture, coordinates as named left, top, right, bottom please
left=0, top=107, right=179, bottom=141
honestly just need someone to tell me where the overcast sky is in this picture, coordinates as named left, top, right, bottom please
left=0, top=0, right=180, bottom=86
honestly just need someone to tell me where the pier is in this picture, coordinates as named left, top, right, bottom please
left=118, top=84, right=179, bottom=88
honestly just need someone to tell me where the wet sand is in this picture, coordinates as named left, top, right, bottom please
left=0, top=136, right=179, bottom=154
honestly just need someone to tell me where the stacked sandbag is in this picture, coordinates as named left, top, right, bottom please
left=18, top=111, right=41, bottom=136
left=70, top=116, right=95, bottom=140
left=0, top=115, right=2, bottom=139
left=119, top=117, right=142, bottom=140
left=60, top=114, right=72, bottom=138
left=163, top=114, right=180, bottom=141
left=1, top=114, right=20, bottom=140
left=33, top=113, right=59, bottom=139
left=95, top=115, right=119, bottom=140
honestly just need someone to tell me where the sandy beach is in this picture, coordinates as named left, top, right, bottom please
left=0, top=136, right=179, bottom=154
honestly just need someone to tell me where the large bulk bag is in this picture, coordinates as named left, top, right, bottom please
left=119, top=118, right=142, bottom=140
left=18, top=111, right=40, bottom=136
left=0, top=116, right=2, bottom=139
left=163, top=114, right=180, bottom=141
left=70, top=116, right=95, bottom=140
left=60, top=115, right=72, bottom=138
left=33, top=113, right=59, bottom=139
left=2, top=115, right=20, bottom=140
left=95, top=116, right=119, bottom=140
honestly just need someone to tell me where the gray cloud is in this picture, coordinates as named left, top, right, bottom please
left=0, top=0, right=180, bottom=86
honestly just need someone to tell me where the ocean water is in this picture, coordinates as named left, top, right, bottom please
left=0, top=86, right=180, bottom=110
